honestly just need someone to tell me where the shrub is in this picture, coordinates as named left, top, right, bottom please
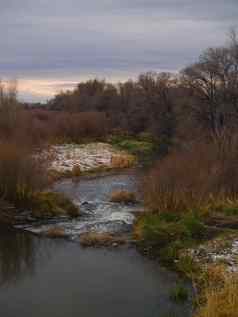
left=45, top=227, right=66, bottom=238
left=54, top=111, right=110, bottom=142
left=110, top=191, right=137, bottom=204
left=31, top=192, right=80, bottom=218
left=176, top=255, right=199, bottom=278
left=181, top=214, right=206, bottom=239
left=79, top=232, right=126, bottom=247
left=0, top=141, right=48, bottom=206
left=195, top=270, right=238, bottom=317
left=170, top=284, right=189, bottom=303
left=110, top=135, right=157, bottom=157
left=111, top=153, right=136, bottom=168
left=134, top=214, right=188, bottom=247
left=144, top=140, right=238, bottom=215
left=72, top=165, right=81, bottom=177
left=134, top=213, right=206, bottom=264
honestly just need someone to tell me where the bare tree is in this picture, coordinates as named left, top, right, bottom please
left=181, top=30, right=238, bottom=138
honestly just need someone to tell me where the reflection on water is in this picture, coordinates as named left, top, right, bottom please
left=0, top=227, right=193, bottom=317
left=0, top=225, right=50, bottom=286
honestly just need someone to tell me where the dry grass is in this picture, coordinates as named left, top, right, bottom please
left=110, top=190, right=137, bottom=204
left=79, top=232, right=126, bottom=247
left=0, top=141, right=48, bottom=206
left=72, top=165, right=81, bottom=177
left=144, top=141, right=238, bottom=214
left=195, top=266, right=238, bottom=317
left=31, top=191, right=80, bottom=218
left=111, top=153, right=136, bottom=169
left=45, top=227, right=66, bottom=238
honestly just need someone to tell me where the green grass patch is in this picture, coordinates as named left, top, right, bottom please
left=109, top=134, right=158, bottom=157
left=31, top=191, right=80, bottom=218
left=134, top=212, right=206, bottom=268
left=170, top=284, right=189, bottom=303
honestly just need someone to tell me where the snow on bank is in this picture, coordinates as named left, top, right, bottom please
left=187, top=235, right=238, bottom=272
left=49, top=142, right=130, bottom=173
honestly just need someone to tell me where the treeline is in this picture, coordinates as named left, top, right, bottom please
left=0, top=30, right=238, bottom=209
left=47, top=30, right=238, bottom=147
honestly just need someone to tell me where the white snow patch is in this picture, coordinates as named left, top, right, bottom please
left=48, top=143, right=124, bottom=173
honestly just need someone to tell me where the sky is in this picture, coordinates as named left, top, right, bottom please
left=0, top=0, right=237, bottom=102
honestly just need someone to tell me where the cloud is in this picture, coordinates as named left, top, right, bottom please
left=0, top=0, right=237, bottom=101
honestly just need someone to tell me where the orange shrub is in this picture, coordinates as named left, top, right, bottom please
left=110, top=191, right=137, bottom=204
left=144, top=140, right=238, bottom=214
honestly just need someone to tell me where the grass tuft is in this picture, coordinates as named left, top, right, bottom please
left=80, top=232, right=126, bottom=247
left=195, top=268, right=238, bottom=317
left=111, top=153, right=136, bottom=169
left=45, top=227, right=66, bottom=238
left=32, top=192, right=80, bottom=218
left=170, top=284, right=189, bottom=303
left=110, top=191, right=137, bottom=204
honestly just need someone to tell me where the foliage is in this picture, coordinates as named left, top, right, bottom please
left=0, top=141, right=48, bottom=206
left=31, top=192, right=80, bottom=218
left=170, top=284, right=189, bottom=303
left=110, top=191, right=137, bottom=204
left=45, top=227, right=66, bottom=238
left=135, top=213, right=204, bottom=243
left=134, top=212, right=206, bottom=267
left=111, top=153, right=136, bottom=169
left=195, top=268, right=238, bottom=317
left=144, top=140, right=238, bottom=215
left=79, top=232, right=126, bottom=247
left=110, top=135, right=157, bottom=156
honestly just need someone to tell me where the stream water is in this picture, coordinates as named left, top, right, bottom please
left=17, top=170, right=144, bottom=238
left=0, top=170, right=193, bottom=317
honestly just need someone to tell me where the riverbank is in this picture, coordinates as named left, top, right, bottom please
left=0, top=140, right=142, bottom=226
left=3, top=137, right=237, bottom=316
left=133, top=209, right=238, bottom=316
left=47, top=142, right=137, bottom=180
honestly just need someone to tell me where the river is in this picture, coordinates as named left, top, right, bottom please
left=0, top=170, right=193, bottom=317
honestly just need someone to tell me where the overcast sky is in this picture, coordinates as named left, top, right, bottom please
left=0, top=0, right=237, bottom=102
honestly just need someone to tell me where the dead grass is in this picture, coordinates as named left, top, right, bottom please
left=0, top=141, right=48, bottom=206
left=79, top=232, right=126, bottom=247
left=110, top=190, right=137, bottom=204
left=195, top=266, right=238, bottom=317
left=72, top=165, right=81, bottom=177
left=45, top=227, right=66, bottom=238
left=31, top=191, right=80, bottom=218
left=144, top=141, right=238, bottom=215
left=111, top=153, right=136, bottom=169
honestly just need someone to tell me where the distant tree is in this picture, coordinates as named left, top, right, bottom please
left=181, top=29, right=238, bottom=138
left=0, top=80, right=19, bottom=139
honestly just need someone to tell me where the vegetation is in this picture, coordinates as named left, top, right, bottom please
left=45, top=227, right=66, bottom=238
left=31, top=192, right=80, bottom=218
left=0, top=141, right=48, bottom=207
left=79, top=232, right=126, bottom=247
left=111, top=153, right=137, bottom=169
left=0, top=29, right=238, bottom=315
left=109, top=134, right=158, bottom=160
left=170, top=284, right=189, bottom=303
left=134, top=212, right=206, bottom=265
left=195, top=266, right=238, bottom=317
left=110, top=191, right=137, bottom=204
